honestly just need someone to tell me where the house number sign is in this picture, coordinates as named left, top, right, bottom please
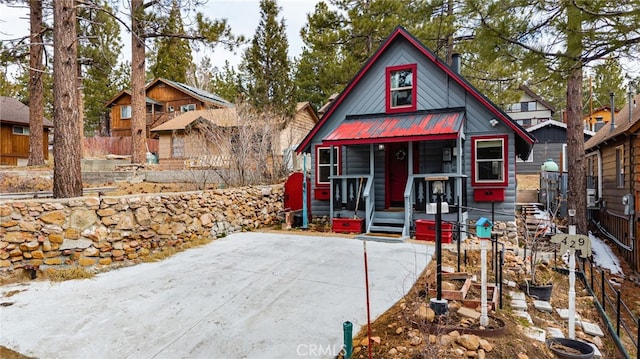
left=550, top=234, right=592, bottom=258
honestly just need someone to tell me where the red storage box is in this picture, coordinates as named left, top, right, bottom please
left=332, top=218, right=364, bottom=234
left=415, top=219, right=453, bottom=243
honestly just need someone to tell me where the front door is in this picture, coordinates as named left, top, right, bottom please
left=386, top=142, right=409, bottom=208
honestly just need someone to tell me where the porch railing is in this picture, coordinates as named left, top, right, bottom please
left=363, top=178, right=374, bottom=233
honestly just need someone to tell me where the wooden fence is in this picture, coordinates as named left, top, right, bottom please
left=84, top=137, right=159, bottom=157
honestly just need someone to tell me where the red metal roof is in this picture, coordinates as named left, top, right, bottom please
left=323, top=112, right=464, bottom=145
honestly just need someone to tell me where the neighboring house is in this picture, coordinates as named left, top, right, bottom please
left=517, top=120, right=594, bottom=174
left=105, top=78, right=232, bottom=138
left=296, top=26, right=535, bottom=240
left=582, top=106, right=618, bottom=132
left=0, top=97, right=53, bottom=166
left=150, top=103, right=318, bottom=171
left=318, top=94, right=338, bottom=118
left=585, top=93, right=640, bottom=271
left=505, top=84, right=556, bottom=128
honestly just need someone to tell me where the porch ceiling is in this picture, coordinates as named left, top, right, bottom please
left=322, top=111, right=464, bottom=145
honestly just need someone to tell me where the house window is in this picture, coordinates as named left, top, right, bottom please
left=316, top=146, right=339, bottom=185
left=471, top=135, right=508, bottom=186
left=120, top=105, right=132, bottom=119
left=616, top=145, right=624, bottom=187
left=386, top=64, right=417, bottom=113
left=12, top=126, right=30, bottom=135
left=181, top=104, right=196, bottom=112
left=516, top=151, right=533, bottom=163
left=172, top=133, right=184, bottom=158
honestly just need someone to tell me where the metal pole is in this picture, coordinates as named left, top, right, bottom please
left=617, top=290, right=622, bottom=335
left=363, top=241, right=372, bottom=359
left=436, top=192, right=442, bottom=301
left=457, top=195, right=461, bottom=272
left=343, top=321, right=353, bottom=359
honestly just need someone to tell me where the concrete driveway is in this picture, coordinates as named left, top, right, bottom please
left=0, top=232, right=431, bottom=359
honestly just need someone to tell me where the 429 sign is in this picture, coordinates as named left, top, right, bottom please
left=550, top=234, right=592, bottom=258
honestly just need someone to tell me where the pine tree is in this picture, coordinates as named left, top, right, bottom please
left=28, top=0, right=45, bottom=166
left=466, top=0, right=640, bottom=232
left=78, top=0, right=123, bottom=136
left=590, top=58, right=627, bottom=110
left=53, top=0, right=83, bottom=198
left=148, top=0, right=193, bottom=83
left=241, top=0, right=293, bottom=116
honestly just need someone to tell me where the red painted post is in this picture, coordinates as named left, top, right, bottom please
left=363, top=241, right=372, bottom=359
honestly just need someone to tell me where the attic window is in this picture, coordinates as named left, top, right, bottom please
left=386, top=64, right=417, bottom=113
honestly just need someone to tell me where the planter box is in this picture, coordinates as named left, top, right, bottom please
left=427, top=273, right=472, bottom=301
left=462, top=283, right=499, bottom=311
left=332, top=218, right=364, bottom=234
left=415, top=219, right=453, bottom=243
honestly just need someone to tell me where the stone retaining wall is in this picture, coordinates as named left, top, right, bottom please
left=0, top=185, right=283, bottom=272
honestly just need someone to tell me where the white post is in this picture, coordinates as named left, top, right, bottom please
left=480, top=238, right=488, bottom=326
left=568, top=223, right=576, bottom=339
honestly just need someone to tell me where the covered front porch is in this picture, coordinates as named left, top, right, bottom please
left=323, top=111, right=468, bottom=241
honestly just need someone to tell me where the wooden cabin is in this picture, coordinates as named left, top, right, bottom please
left=105, top=78, right=232, bottom=138
left=151, top=102, right=319, bottom=171
left=296, top=26, right=535, bottom=240
left=585, top=94, right=640, bottom=270
left=0, top=97, right=53, bottom=166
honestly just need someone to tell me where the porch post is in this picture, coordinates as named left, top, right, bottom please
left=329, top=145, right=334, bottom=220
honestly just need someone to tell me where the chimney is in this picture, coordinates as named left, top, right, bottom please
left=452, top=53, right=460, bottom=74
left=610, top=92, right=615, bottom=131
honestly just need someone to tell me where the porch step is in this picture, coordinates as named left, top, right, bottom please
left=369, top=225, right=404, bottom=233
left=355, top=234, right=405, bottom=243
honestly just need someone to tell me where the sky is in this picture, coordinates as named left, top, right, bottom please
left=0, top=0, right=321, bottom=74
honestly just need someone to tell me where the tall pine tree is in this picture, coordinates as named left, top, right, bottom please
left=148, top=0, right=193, bottom=83
left=241, top=0, right=293, bottom=116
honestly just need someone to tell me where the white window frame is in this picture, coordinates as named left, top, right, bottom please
left=316, top=146, right=339, bottom=185
left=120, top=105, right=132, bottom=119
left=180, top=104, right=196, bottom=112
left=12, top=126, right=29, bottom=135
left=473, top=137, right=506, bottom=185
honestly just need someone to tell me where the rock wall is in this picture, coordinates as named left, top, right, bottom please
left=0, top=185, right=283, bottom=272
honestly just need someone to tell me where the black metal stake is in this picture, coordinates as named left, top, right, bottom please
left=601, top=270, right=606, bottom=309
left=457, top=195, right=461, bottom=272
left=436, top=192, right=442, bottom=301
left=616, top=290, right=621, bottom=335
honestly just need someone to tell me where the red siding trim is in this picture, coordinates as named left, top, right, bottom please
left=471, top=135, right=509, bottom=187
left=296, top=27, right=534, bottom=153
left=385, top=63, right=417, bottom=114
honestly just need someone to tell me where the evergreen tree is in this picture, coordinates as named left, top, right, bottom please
left=589, top=58, right=627, bottom=111
left=211, top=60, right=241, bottom=102
left=241, top=0, right=293, bottom=116
left=148, top=0, right=193, bottom=82
left=78, top=0, right=123, bottom=136
left=294, top=1, right=350, bottom=109
left=466, top=0, right=640, bottom=232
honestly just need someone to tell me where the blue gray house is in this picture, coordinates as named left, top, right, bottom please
left=296, top=26, right=535, bottom=240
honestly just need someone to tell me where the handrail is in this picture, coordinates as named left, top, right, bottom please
left=363, top=177, right=374, bottom=233
left=403, top=175, right=417, bottom=237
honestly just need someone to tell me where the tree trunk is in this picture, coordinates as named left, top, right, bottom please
left=130, top=0, right=147, bottom=164
left=28, top=0, right=45, bottom=166
left=565, top=2, right=587, bottom=232
left=53, top=0, right=82, bottom=198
